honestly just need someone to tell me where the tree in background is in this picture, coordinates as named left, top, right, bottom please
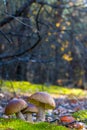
left=0, top=0, right=87, bottom=89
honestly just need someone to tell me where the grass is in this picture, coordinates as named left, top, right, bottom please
left=0, top=80, right=86, bottom=97
left=0, top=118, right=68, bottom=130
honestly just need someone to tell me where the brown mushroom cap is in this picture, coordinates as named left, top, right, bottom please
left=22, top=103, right=38, bottom=113
left=28, top=92, right=56, bottom=109
left=5, top=98, right=28, bottom=115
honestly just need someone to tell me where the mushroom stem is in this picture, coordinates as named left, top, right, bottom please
left=16, top=112, right=25, bottom=120
left=26, top=113, right=33, bottom=122
left=36, top=103, right=45, bottom=121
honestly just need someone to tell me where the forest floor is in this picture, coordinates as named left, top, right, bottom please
left=0, top=81, right=87, bottom=130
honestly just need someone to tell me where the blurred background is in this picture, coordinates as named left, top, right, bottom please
left=0, top=0, right=87, bottom=89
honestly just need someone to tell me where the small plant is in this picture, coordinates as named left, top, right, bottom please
left=73, top=110, right=87, bottom=121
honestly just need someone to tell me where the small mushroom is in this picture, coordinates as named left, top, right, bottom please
left=28, top=92, right=56, bottom=121
left=22, top=103, right=38, bottom=122
left=5, top=98, right=28, bottom=120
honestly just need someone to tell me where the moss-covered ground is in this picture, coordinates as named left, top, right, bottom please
left=0, top=80, right=87, bottom=130
left=0, top=80, right=86, bottom=97
left=0, top=118, right=68, bottom=130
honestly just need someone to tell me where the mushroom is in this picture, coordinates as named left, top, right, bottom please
left=28, top=92, right=56, bottom=121
left=5, top=98, right=28, bottom=120
left=22, top=103, right=38, bottom=122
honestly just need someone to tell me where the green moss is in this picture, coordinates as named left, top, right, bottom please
left=73, top=110, right=87, bottom=121
left=0, top=118, right=68, bottom=130
left=0, top=80, right=86, bottom=97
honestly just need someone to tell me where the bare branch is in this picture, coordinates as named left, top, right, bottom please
left=0, top=29, right=12, bottom=44
left=35, top=5, right=43, bottom=31
left=0, top=56, right=55, bottom=66
left=0, top=0, right=35, bottom=28
left=0, top=35, right=41, bottom=60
